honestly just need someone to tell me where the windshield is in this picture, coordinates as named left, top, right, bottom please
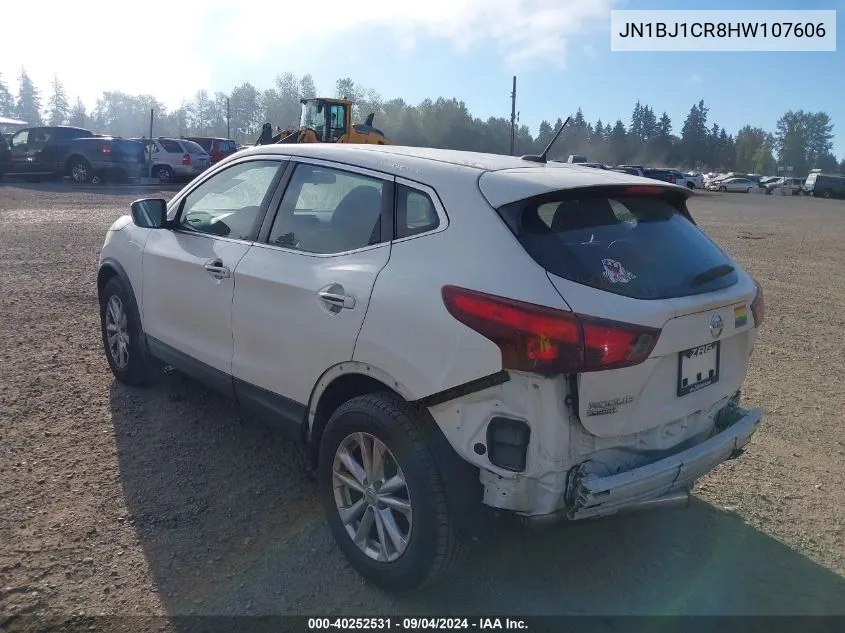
left=300, top=101, right=326, bottom=131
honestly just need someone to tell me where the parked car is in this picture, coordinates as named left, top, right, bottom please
left=764, top=177, right=804, bottom=195
left=132, top=137, right=210, bottom=183
left=0, top=134, right=10, bottom=179
left=185, top=136, right=238, bottom=164
left=3, top=126, right=146, bottom=183
left=708, top=177, right=761, bottom=193
left=803, top=171, right=845, bottom=199
left=617, top=164, right=645, bottom=177
left=681, top=172, right=704, bottom=190
left=611, top=166, right=641, bottom=176
left=97, top=144, right=764, bottom=591
left=643, top=168, right=678, bottom=184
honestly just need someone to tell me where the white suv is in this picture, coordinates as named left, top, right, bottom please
left=133, top=137, right=210, bottom=183
left=97, top=144, right=765, bottom=591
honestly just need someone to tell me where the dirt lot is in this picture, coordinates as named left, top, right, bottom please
left=1, top=182, right=844, bottom=628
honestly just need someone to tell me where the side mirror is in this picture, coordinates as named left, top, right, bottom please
left=130, top=198, right=168, bottom=229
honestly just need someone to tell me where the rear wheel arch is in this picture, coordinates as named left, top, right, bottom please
left=64, top=153, right=86, bottom=172
left=306, top=363, right=416, bottom=465
left=307, top=364, right=485, bottom=539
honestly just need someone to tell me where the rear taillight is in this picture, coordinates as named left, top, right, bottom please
left=102, top=144, right=111, bottom=155
left=751, top=279, right=764, bottom=328
left=182, top=153, right=191, bottom=165
left=441, top=286, right=660, bottom=375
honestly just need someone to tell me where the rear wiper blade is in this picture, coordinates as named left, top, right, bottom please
left=690, top=264, right=735, bottom=287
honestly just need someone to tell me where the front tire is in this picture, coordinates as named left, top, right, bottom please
left=719, top=185, right=727, bottom=192
left=318, top=392, right=465, bottom=592
left=686, top=182, right=695, bottom=190
left=99, top=277, right=160, bottom=385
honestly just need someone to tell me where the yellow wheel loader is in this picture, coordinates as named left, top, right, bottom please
left=255, top=97, right=391, bottom=146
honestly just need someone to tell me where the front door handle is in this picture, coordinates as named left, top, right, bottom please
left=318, top=285, right=355, bottom=309
left=203, top=259, right=231, bottom=279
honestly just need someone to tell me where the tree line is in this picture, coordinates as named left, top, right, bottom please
left=2, top=67, right=844, bottom=177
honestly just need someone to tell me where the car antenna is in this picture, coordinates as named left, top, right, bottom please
left=520, top=116, right=572, bottom=163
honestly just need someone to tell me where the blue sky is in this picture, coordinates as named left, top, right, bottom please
left=1, top=0, right=843, bottom=156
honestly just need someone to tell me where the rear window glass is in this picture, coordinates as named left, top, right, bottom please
left=192, top=138, right=213, bottom=151
left=498, top=191, right=737, bottom=300
left=182, top=140, right=205, bottom=153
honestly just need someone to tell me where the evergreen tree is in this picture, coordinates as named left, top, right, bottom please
left=658, top=111, right=672, bottom=136
left=15, top=67, right=42, bottom=125
left=68, top=98, right=87, bottom=127
left=0, top=72, right=14, bottom=116
left=593, top=118, right=604, bottom=142
left=47, top=75, right=70, bottom=125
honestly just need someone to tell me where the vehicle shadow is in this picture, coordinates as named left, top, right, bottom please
left=110, top=374, right=845, bottom=620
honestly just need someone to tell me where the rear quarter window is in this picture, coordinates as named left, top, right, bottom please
left=395, top=184, right=439, bottom=238
left=160, top=139, right=183, bottom=153
left=498, top=189, right=738, bottom=300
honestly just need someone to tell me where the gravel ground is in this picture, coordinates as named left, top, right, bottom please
left=1, top=182, right=844, bottom=629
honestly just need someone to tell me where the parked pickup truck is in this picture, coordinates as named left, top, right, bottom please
left=3, top=126, right=146, bottom=183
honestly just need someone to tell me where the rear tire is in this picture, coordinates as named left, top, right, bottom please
left=155, top=165, right=173, bottom=184
left=318, top=392, right=466, bottom=593
left=99, top=277, right=160, bottom=385
left=68, top=156, right=93, bottom=183
left=686, top=182, right=695, bottom=190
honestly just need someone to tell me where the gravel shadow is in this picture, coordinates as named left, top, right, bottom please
left=109, top=374, right=845, bottom=619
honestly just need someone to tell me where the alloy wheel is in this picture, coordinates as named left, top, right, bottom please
left=105, top=295, right=129, bottom=369
left=71, top=162, right=88, bottom=182
left=332, top=432, right=412, bottom=563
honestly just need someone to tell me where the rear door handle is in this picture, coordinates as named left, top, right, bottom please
left=203, top=259, right=231, bottom=279
left=318, top=285, right=355, bottom=309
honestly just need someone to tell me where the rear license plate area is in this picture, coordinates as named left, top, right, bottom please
left=677, top=341, right=720, bottom=397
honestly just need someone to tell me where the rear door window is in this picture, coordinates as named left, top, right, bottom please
left=498, top=189, right=738, bottom=300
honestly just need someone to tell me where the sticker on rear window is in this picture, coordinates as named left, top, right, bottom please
left=601, top=258, right=636, bottom=284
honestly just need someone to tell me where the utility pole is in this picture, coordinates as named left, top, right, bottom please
left=226, top=98, right=231, bottom=140
left=509, top=76, right=517, bottom=156
left=147, top=108, right=154, bottom=180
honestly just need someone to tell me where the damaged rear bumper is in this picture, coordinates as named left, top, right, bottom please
left=523, top=406, right=763, bottom=524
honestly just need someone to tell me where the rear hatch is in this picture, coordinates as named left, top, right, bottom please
left=181, top=140, right=210, bottom=168
left=480, top=170, right=760, bottom=437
